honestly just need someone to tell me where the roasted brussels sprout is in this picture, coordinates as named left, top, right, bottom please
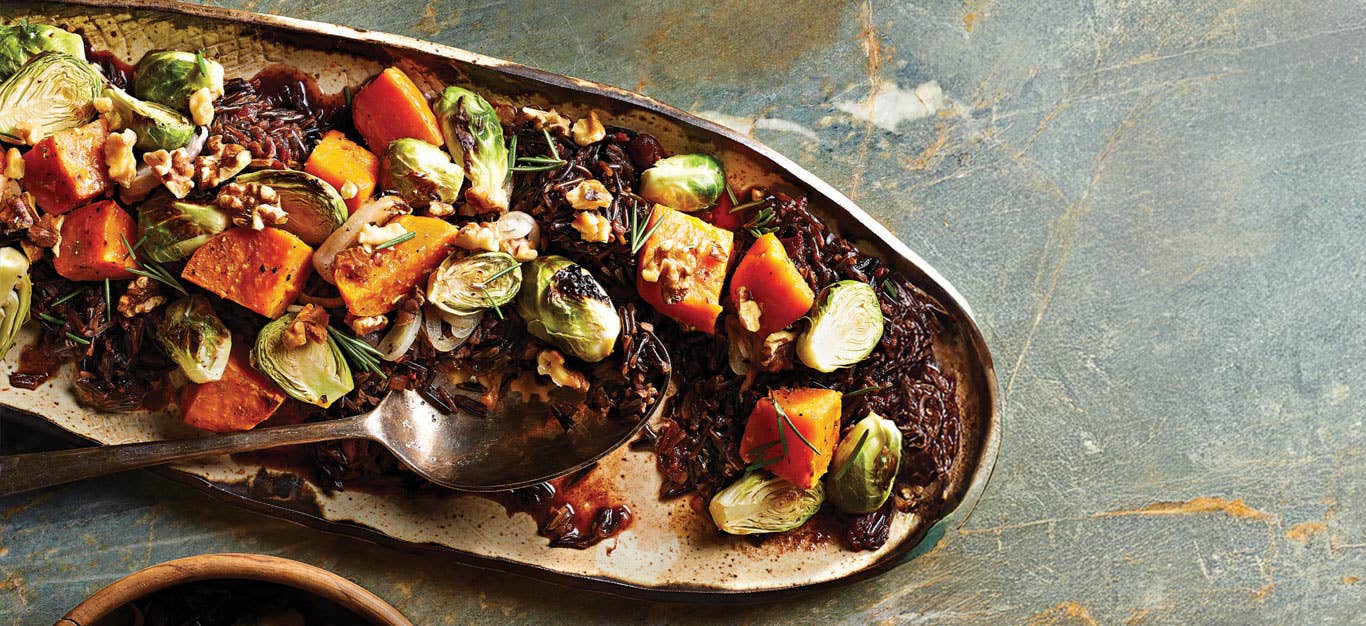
left=233, top=170, right=348, bottom=246
left=797, top=280, right=884, bottom=372
left=639, top=154, right=725, bottom=212
left=252, top=311, right=354, bottom=407
left=380, top=138, right=465, bottom=208
left=0, top=22, right=86, bottom=81
left=434, top=86, right=510, bottom=211
left=826, top=412, right=902, bottom=513
left=136, top=193, right=230, bottom=263
left=133, top=50, right=225, bottom=112
left=516, top=255, right=620, bottom=363
left=155, top=295, right=232, bottom=383
left=0, top=52, right=101, bottom=145
left=0, top=247, right=32, bottom=358
left=102, top=86, right=196, bottom=151
left=709, top=471, right=825, bottom=535
left=427, top=251, right=522, bottom=316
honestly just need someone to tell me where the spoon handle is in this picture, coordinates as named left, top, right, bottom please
left=0, top=414, right=373, bottom=498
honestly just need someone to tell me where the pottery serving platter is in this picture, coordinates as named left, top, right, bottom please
left=0, top=0, right=1000, bottom=601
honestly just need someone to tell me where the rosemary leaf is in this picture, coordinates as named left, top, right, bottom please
left=774, top=398, right=819, bottom=454
left=830, top=429, right=870, bottom=482
left=374, top=230, right=416, bottom=251
left=52, top=290, right=85, bottom=306
left=843, top=385, right=883, bottom=398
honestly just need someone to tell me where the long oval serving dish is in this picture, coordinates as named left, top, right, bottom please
left=0, top=0, right=1000, bottom=601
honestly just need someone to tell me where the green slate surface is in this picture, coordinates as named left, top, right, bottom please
left=2, top=0, right=1363, bottom=622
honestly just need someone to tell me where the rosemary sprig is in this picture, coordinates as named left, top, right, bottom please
left=773, top=397, right=820, bottom=454
left=844, top=385, right=883, bottom=398
left=881, top=279, right=901, bottom=299
left=509, top=129, right=567, bottom=173
left=504, top=134, right=518, bottom=185
left=830, top=429, right=870, bottom=482
left=373, top=230, right=416, bottom=251
left=36, top=312, right=90, bottom=345
left=327, top=326, right=386, bottom=378
left=65, top=332, right=91, bottom=345
left=728, top=199, right=768, bottom=214
left=195, top=49, right=210, bottom=77
left=744, top=439, right=783, bottom=471
left=725, top=184, right=738, bottom=206
left=510, top=162, right=567, bottom=173
left=342, top=86, right=353, bottom=108
left=119, top=235, right=188, bottom=295
left=103, top=279, right=112, bottom=320
left=478, top=262, right=521, bottom=286
left=542, top=128, right=560, bottom=161
left=628, top=203, right=663, bottom=255
left=52, top=290, right=85, bottom=306
left=482, top=287, right=504, bottom=319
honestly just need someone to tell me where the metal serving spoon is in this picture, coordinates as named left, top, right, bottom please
left=0, top=364, right=668, bottom=498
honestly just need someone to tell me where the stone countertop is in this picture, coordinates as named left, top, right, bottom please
left=2, top=0, right=1363, bottom=623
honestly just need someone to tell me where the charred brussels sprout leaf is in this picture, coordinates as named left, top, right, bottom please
left=427, top=251, right=522, bottom=316
left=155, top=295, right=231, bottom=383
left=516, top=255, right=621, bottom=363
left=137, top=193, right=229, bottom=263
left=0, top=22, right=86, bottom=82
left=709, top=471, right=825, bottom=535
left=0, top=52, right=101, bottom=145
left=0, top=247, right=32, bottom=358
left=434, top=86, right=510, bottom=211
left=380, top=138, right=465, bottom=208
left=826, top=412, right=902, bottom=513
left=133, top=50, right=225, bottom=112
left=639, top=154, right=725, bottom=212
left=252, top=313, right=354, bottom=407
left=234, top=170, right=348, bottom=246
left=797, top=280, right=884, bottom=372
left=102, top=86, right=195, bottom=151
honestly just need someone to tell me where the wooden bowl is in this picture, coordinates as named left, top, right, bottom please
left=59, top=553, right=412, bottom=626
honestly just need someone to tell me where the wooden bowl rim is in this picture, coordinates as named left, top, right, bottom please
left=58, top=553, right=412, bottom=626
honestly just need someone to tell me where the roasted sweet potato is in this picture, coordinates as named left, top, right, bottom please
left=22, top=118, right=111, bottom=214
left=53, top=200, right=138, bottom=281
left=352, top=67, right=443, bottom=153
left=334, top=215, right=460, bottom=316
left=304, top=130, right=379, bottom=214
left=181, top=345, right=286, bottom=432
left=729, top=232, right=815, bottom=337
left=739, top=387, right=843, bottom=489
left=636, top=204, right=735, bottom=334
left=182, top=227, right=313, bottom=318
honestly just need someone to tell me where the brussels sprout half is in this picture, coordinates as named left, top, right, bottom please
left=0, top=52, right=101, bottom=145
left=380, top=138, right=465, bottom=208
left=234, top=170, right=349, bottom=246
left=434, top=86, right=511, bottom=212
left=797, top=280, right=884, bottom=372
left=427, top=251, right=522, bottom=316
left=516, top=255, right=620, bottom=363
left=136, top=194, right=230, bottom=263
left=709, top=471, right=825, bottom=535
left=0, top=247, right=32, bottom=359
left=826, top=412, right=902, bottom=513
left=102, top=86, right=196, bottom=152
left=252, top=312, right=354, bottom=407
left=133, top=50, right=225, bottom=112
left=156, top=295, right=232, bottom=383
left=0, top=22, right=86, bottom=82
left=639, top=154, right=726, bottom=213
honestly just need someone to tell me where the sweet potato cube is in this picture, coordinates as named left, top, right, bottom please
left=729, top=232, right=815, bottom=337
left=334, top=215, right=460, bottom=316
left=181, top=346, right=286, bottom=432
left=739, top=388, right=843, bottom=489
left=352, top=67, right=444, bottom=153
left=182, top=227, right=313, bottom=318
left=22, top=118, right=111, bottom=215
left=636, top=205, right=734, bottom=334
left=53, top=200, right=138, bottom=281
left=304, top=130, right=380, bottom=214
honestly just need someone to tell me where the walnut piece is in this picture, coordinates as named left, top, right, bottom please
left=517, top=107, right=571, bottom=135
left=4, top=148, right=23, bottom=180
left=564, top=179, right=613, bottom=210
left=571, top=111, right=606, bottom=146
left=357, top=222, right=409, bottom=250
left=105, top=129, right=138, bottom=188
left=346, top=313, right=389, bottom=336
left=27, top=213, right=62, bottom=249
left=501, top=237, right=539, bottom=262
left=0, top=181, right=36, bottom=235
left=118, top=277, right=166, bottom=318
left=196, top=136, right=251, bottom=189
left=572, top=211, right=612, bottom=244
left=144, top=148, right=196, bottom=198
left=283, top=304, right=330, bottom=348
left=217, top=182, right=287, bottom=230
left=734, top=286, right=762, bottom=332
left=536, top=349, right=589, bottom=393
left=453, top=221, right=500, bottom=252
left=658, top=257, right=692, bottom=304
left=189, top=87, right=215, bottom=127
left=756, top=330, right=797, bottom=372
left=426, top=200, right=456, bottom=218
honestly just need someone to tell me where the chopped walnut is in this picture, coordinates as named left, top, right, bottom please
left=13, top=121, right=42, bottom=145
left=536, top=349, right=589, bottom=393
left=4, top=148, right=23, bottom=180
left=28, top=212, right=62, bottom=250
left=572, top=211, right=612, bottom=243
left=357, top=222, right=409, bottom=250
left=571, top=111, right=606, bottom=146
left=346, top=313, right=389, bottom=336
left=756, top=330, right=797, bottom=372
left=189, top=87, right=215, bottom=126
left=339, top=181, right=359, bottom=200
left=735, top=286, right=762, bottom=332
left=0, top=182, right=36, bottom=235
left=105, top=129, right=138, bottom=188
left=393, top=289, right=425, bottom=327
left=501, top=237, right=539, bottom=262
left=658, top=257, right=691, bottom=304
left=144, top=148, right=195, bottom=198
left=564, top=179, right=613, bottom=210
left=195, top=136, right=251, bottom=189
left=217, top=182, right=287, bottom=230
left=639, top=238, right=678, bottom=283
left=453, top=221, right=500, bottom=252
left=517, top=107, right=571, bottom=135
left=426, top=200, right=456, bottom=218
left=283, top=304, right=330, bottom=348
left=117, top=277, right=166, bottom=318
